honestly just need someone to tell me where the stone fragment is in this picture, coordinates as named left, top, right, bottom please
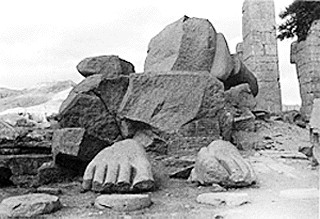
left=144, top=16, right=217, bottom=73
left=224, top=54, right=258, bottom=97
left=189, top=140, right=256, bottom=187
left=233, top=109, right=256, bottom=132
left=0, top=193, right=62, bottom=218
left=58, top=74, right=129, bottom=143
left=76, top=55, right=135, bottom=78
left=196, top=192, right=250, bottom=207
left=282, top=110, right=305, bottom=126
left=224, top=84, right=257, bottom=110
left=94, top=194, right=152, bottom=211
left=52, top=128, right=108, bottom=166
left=210, top=33, right=234, bottom=81
left=209, top=184, right=227, bottom=192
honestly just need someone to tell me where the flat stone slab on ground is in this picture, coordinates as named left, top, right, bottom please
left=196, top=192, right=250, bottom=207
left=0, top=193, right=62, bottom=218
left=95, top=194, right=152, bottom=211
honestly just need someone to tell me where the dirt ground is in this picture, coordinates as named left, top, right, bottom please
left=0, top=120, right=319, bottom=218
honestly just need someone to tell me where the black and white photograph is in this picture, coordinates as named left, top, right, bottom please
left=0, top=0, right=319, bottom=218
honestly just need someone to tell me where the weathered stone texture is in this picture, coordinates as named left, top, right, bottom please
left=0, top=193, right=62, bottom=218
left=210, top=33, right=234, bottom=80
left=189, top=140, right=256, bottom=187
left=0, top=154, right=52, bottom=175
left=291, top=20, right=320, bottom=118
left=242, top=0, right=282, bottom=113
left=52, top=128, right=108, bottom=164
left=118, top=72, right=225, bottom=153
left=95, top=194, right=152, bottom=211
left=76, top=55, right=135, bottom=78
left=144, top=16, right=217, bottom=73
left=224, top=84, right=257, bottom=110
left=119, top=72, right=224, bottom=134
left=58, top=74, right=129, bottom=143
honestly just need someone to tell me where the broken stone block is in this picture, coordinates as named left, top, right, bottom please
left=144, top=16, right=217, bottom=73
left=52, top=128, right=108, bottom=168
left=76, top=55, right=135, bottom=78
left=119, top=71, right=225, bottom=152
left=189, top=140, right=256, bottom=187
left=0, top=193, right=62, bottom=218
left=58, top=74, right=129, bottom=143
left=210, top=33, right=234, bottom=81
left=95, top=194, right=152, bottom=211
left=119, top=72, right=224, bottom=132
left=224, top=84, right=257, bottom=110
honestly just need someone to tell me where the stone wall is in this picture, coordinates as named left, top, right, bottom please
left=291, top=20, right=320, bottom=119
left=242, top=0, right=282, bottom=113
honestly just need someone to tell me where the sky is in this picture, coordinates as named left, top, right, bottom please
left=0, top=0, right=300, bottom=105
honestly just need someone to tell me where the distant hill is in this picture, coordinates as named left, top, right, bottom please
left=0, top=88, right=23, bottom=99
left=0, top=80, right=76, bottom=115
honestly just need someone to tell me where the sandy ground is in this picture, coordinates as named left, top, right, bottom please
left=0, top=120, right=319, bottom=218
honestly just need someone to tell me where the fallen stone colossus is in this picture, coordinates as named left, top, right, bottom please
left=1, top=16, right=259, bottom=191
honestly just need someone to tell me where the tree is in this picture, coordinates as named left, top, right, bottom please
left=277, top=1, right=320, bottom=42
